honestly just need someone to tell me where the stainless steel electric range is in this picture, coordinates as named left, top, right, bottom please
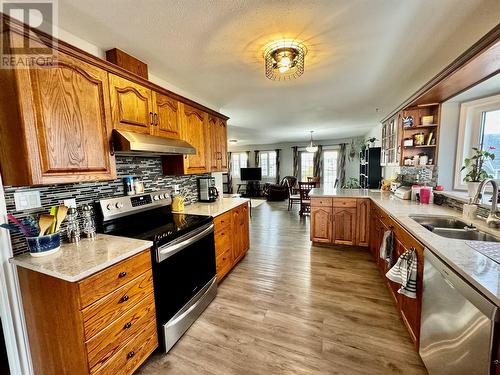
left=97, top=191, right=217, bottom=353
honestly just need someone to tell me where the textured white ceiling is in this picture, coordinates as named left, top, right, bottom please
left=58, top=0, right=500, bottom=145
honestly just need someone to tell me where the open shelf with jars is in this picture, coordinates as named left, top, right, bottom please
left=399, top=104, right=440, bottom=167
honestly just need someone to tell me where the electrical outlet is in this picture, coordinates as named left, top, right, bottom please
left=63, top=199, right=77, bottom=208
left=14, top=191, right=41, bottom=211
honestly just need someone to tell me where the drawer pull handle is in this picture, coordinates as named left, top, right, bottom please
left=124, top=322, right=132, bottom=329
left=118, top=271, right=127, bottom=278
left=121, top=295, right=129, bottom=303
left=127, top=351, right=135, bottom=359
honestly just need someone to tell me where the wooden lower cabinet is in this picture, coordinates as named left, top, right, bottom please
left=213, top=203, right=250, bottom=281
left=17, top=250, right=157, bottom=375
left=356, top=199, right=370, bottom=246
left=310, top=198, right=368, bottom=247
left=370, top=202, right=424, bottom=348
left=310, top=197, right=424, bottom=348
left=310, top=206, right=332, bottom=243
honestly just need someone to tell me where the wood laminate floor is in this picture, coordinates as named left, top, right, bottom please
left=137, top=201, right=427, bottom=375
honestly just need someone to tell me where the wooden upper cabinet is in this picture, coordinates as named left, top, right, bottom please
left=208, top=115, right=219, bottom=171
left=218, top=118, right=228, bottom=171
left=108, top=74, right=153, bottom=134
left=179, top=103, right=208, bottom=174
left=153, top=92, right=180, bottom=139
left=311, top=206, right=333, bottom=243
left=332, top=207, right=357, bottom=245
left=356, top=199, right=370, bottom=247
left=0, top=43, right=116, bottom=185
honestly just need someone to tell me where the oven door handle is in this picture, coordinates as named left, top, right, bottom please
left=157, top=223, right=214, bottom=262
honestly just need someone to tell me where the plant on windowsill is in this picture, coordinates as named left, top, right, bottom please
left=461, top=146, right=496, bottom=197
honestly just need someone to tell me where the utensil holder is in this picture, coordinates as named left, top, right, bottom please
left=26, top=232, right=61, bottom=257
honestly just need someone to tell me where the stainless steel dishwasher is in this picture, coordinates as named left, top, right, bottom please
left=420, top=248, right=499, bottom=375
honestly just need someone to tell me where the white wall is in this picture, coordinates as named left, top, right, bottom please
left=438, top=102, right=460, bottom=190
left=228, top=137, right=362, bottom=191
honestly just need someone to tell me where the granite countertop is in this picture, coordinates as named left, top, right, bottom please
left=173, top=197, right=250, bottom=217
left=10, top=234, right=153, bottom=282
left=310, top=188, right=500, bottom=306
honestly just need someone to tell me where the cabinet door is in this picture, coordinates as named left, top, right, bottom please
left=153, top=92, right=180, bottom=139
left=385, top=238, right=403, bottom=306
left=310, top=206, right=333, bottom=243
left=109, top=74, right=153, bottom=134
left=231, top=207, right=243, bottom=261
left=241, top=203, right=250, bottom=253
left=218, top=118, right=228, bottom=171
left=397, top=233, right=424, bottom=346
left=180, top=104, right=208, bottom=174
left=208, top=115, right=219, bottom=171
left=20, top=51, right=116, bottom=184
left=332, top=207, right=356, bottom=245
left=356, top=199, right=370, bottom=247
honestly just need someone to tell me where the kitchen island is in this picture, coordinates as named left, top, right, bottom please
left=309, top=187, right=500, bottom=306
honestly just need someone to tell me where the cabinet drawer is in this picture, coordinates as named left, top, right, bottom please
left=332, top=198, right=357, bottom=208
left=91, top=321, right=158, bottom=375
left=311, top=198, right=332, bottom=207
left=216, top=248, right=233, bottom=276
left=215, top=227, right=232, bottom=257
left=214, top=211, right=232, bottom=231
left=82, top=270, right=154, bottom=340
left=86, top=292, right=156, bottom=370
left=79, top=250, right=151, bottom=308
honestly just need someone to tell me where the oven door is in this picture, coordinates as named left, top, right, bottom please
left=152, top=222, right=216, bottom=322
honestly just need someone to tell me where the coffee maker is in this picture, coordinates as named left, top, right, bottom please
left=197, top=177, right=219, bottom=202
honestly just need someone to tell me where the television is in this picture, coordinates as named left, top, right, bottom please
left=240, top=167, right=262, bottom=181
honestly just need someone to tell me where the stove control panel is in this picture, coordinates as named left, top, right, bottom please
left=99, top=190, right=172, bottom=221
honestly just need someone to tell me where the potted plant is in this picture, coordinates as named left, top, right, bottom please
left=461, top=146, right=496, bottom=197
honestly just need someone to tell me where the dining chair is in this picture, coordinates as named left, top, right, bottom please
left=298, top=182, right=316, bottom=215
left=284, top=176, right=300, bottom=211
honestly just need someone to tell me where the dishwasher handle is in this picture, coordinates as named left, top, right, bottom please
left=424, top=248, right=498, bottom=321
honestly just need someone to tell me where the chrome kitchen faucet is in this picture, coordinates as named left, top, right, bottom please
left=473, top=179, right=500, bottom=227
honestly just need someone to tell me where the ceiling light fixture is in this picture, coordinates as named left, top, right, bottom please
left=306, top=131, right=318, bottom=153
left=264, top=39, right=307, bottom=81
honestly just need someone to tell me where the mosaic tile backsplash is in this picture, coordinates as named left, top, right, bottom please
left=434, top=192, right=490, bottom=218
left=4, top=156, right=208, bottom=256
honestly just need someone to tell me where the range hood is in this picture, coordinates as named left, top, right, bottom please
left=112, top=129, right=196, bottom=156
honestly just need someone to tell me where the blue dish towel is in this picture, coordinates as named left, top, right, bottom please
left=386, top=248, right=417, bottom=299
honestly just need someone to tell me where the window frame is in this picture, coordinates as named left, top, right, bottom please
left=299, top=151, right=315, bottom=182
left=322, top=149, right=339, bottom=189
left=454, top=94, right=500, bottom=190
left=259, top=151, right=277, bottom=179
left=231, top=152, right=248, bottom=178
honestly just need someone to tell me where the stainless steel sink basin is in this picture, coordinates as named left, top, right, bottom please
left=410, top=215, right=500, bottom=242
left=409, top=215, right=471, bottom=229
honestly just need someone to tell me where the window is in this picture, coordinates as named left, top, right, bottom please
left=323, top=150, right=338, bottom=188
left=300, top=152, right=314, bottom=182
left=455, top=95, right=500, bottom=190
left=259, top=151, right=277, bottom=178
left=231, top=152, right=248, bottom=178
left=481, top=110, right=500, bottom=179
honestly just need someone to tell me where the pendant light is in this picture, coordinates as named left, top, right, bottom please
left=306, top=131, right=318, bottom=153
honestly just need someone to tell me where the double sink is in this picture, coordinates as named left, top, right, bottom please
left=411, top=215, right=500, bottom=242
